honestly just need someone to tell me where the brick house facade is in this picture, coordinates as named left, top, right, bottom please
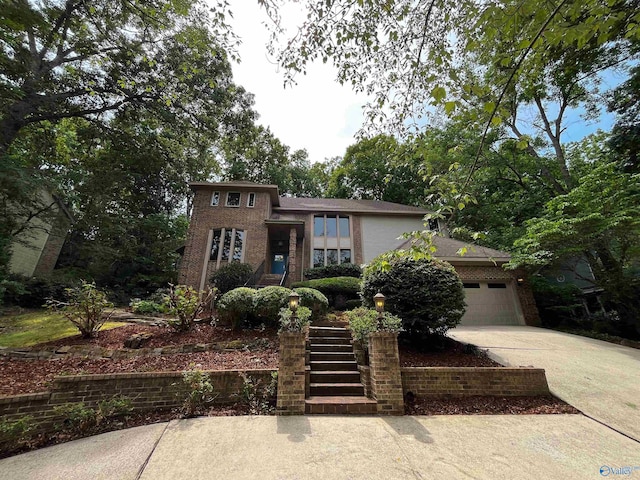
left=179, top=181, right=539, bottom=326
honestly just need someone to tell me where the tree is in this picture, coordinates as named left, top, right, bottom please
left=511, top=160, right=640, bottom=335
left=0, top=0, right=239, bottom=156
left=326, top=135, right=425, bottom=204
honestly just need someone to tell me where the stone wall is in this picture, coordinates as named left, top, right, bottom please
left=0, top=369, right=275, bottom=430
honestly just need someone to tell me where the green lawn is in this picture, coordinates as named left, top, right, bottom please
left=0, top=310, right=127, bottom=348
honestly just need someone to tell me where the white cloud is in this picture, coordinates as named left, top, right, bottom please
left=227, top=5, right=367, bottom=163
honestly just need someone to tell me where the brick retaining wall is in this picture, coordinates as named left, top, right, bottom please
left=0, top=369, right=275, bottom=430
left=401, top=367, right=549, bottom=396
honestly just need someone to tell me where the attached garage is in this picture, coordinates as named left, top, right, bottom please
left=459, top=281, right=524, bottom=326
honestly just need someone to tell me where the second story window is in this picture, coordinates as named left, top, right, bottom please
left=247, top=192, right=256, bottom=207
left=226, top=192, right=241, bottom=207
left=211, top=191, right=220, bottom=206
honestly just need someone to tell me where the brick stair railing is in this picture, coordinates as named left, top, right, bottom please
left=305, top=326, right=377, bottom=414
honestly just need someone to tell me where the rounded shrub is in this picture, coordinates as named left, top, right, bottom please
left=291, top=276, right=361, bottom=309
left=210, top=263, right=254, bottom=294
left=253, top=286, right=292, bottom=326
left=304, top=263, right=362, bottom=280
left=293, top=287, right=329, bottom=320
left=361, top=255, right=465, bottom=340
left=216, top=287, right=257, bottom=330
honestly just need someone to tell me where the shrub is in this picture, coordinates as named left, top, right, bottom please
left=179, top=368, right=217, bottom=417
left=361, top=255, right=465, bottom=341
left=54, top=403, right=97, bottom=433
left=46, top=281, right=114, bottom=338
left=239, top=372, right=278, bottom=415
left=278, top=306, right=312, bottom=332
left=216, top=287, right=257, bottom=329
left=96, top=395, right=134, bottom=425
left=304, top=263, right=362, bottom=280
left=130, top=299, right=164, bottom=315
left=210, top=263, right=254, bottom=294
left=5, top=273, right=79, bottom=308
left=0, top=416, right=34, bottom=449
left=344, top=299, right=362, bottom=310
left=293, top=287, right=328, bottom=320
left=347, top=307, right=403, bottom=350
left=291, top=276, right=361, bottom=309
left=253, top=286, right=291, bottom=325
left=162, top=284, right=214, bottom=332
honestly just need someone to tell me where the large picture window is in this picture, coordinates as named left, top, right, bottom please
left=312, top=215, right=352, bottom=267
left=210, top=228, right=245, bottom=266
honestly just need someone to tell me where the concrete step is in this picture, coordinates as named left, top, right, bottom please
left=309, top=344, right=353, bottom=352
left=310, top=371, right=362, bottom=383
left=310, top=352, right=355, bottom=362
left=310, top=383, right=365, bottom=396
left=309, top=360, right=358, bottom=371
left=309, top=337, right=352, bottom=345
left=305, top=396, right=377, bottom=415
left=309, top=327, right=351, bottom=338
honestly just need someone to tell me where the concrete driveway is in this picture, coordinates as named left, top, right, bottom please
left=449, top=326, right=640, bottom=442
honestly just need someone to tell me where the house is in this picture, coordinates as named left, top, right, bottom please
left=8, top=190, right=73, bottom=278
left=178, top=181, right=539, bottom=326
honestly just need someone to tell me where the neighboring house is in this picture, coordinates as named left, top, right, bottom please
left=179, top=181, right=539, bottom=326
left=8, top=190, right=73, bottom=278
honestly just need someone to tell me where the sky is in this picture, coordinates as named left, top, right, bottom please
left=228, top=5, right=368, bottom=164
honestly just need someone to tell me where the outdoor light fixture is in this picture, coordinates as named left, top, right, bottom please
left=374, top=293, right=386, bottom=313
left=289, top=291, right=300, bottom=313
left=517, top=278, right=525, bottom=286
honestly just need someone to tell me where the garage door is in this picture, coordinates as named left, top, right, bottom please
left=460, top=281, right=523, bottom=326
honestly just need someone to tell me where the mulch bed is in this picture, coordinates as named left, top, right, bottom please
left=0, top=348, right=278, bottom=397
left=37, top=322, right=276, bottom=350
left=405, top=394, right=580, bottom=415
left=399, top=337, right=502, bottom=367
left=0, top=403, right=263, bottom=460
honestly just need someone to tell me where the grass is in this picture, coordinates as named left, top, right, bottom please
left=0, top=310, right=127, bottom=348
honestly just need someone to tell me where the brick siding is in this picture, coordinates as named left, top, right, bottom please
left=276, top=332, right=306, bottom=415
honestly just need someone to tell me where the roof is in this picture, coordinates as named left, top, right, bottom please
left=189, top=182, right=280, bottom=205
left=398, top=236, right=511, bottom=263
left=275, top=197, right=428, bottom=216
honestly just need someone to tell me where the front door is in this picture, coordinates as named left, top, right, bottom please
left=271, top=253, right=288, bottom=274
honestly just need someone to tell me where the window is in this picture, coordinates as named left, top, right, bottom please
left=211, top=191, right=220, bottom=206
left=463, top=283, right=480, bottom=289
left=313, top=249, right=324, bottom=268
left=326, top=249, right=338, bottom=265
left=247, top=192, right=256, bottom=208
left=325, top=216, right=337, bottom=237
left=314, top=216, right=324, bottom=236
left=427, top=218, right=439, bottom=231
left=226, top=192, right=241, bottom=207
left=313, top=215, right=352, bottom=267
left=488, top=283, right=507, bottom=289
left=221, top=229, right=232, bottom=261
left=210, top=229, right=222, bottom=260
left=210, top=228, right=245, bottom=266
left=339, top=217, right=350, bottom=237
left=232, top=230, right=245, bottom=262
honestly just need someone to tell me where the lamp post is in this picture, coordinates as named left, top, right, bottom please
left=289, top=291, right=300, bottom=323
left=373, top=292, right=386, bottom=329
